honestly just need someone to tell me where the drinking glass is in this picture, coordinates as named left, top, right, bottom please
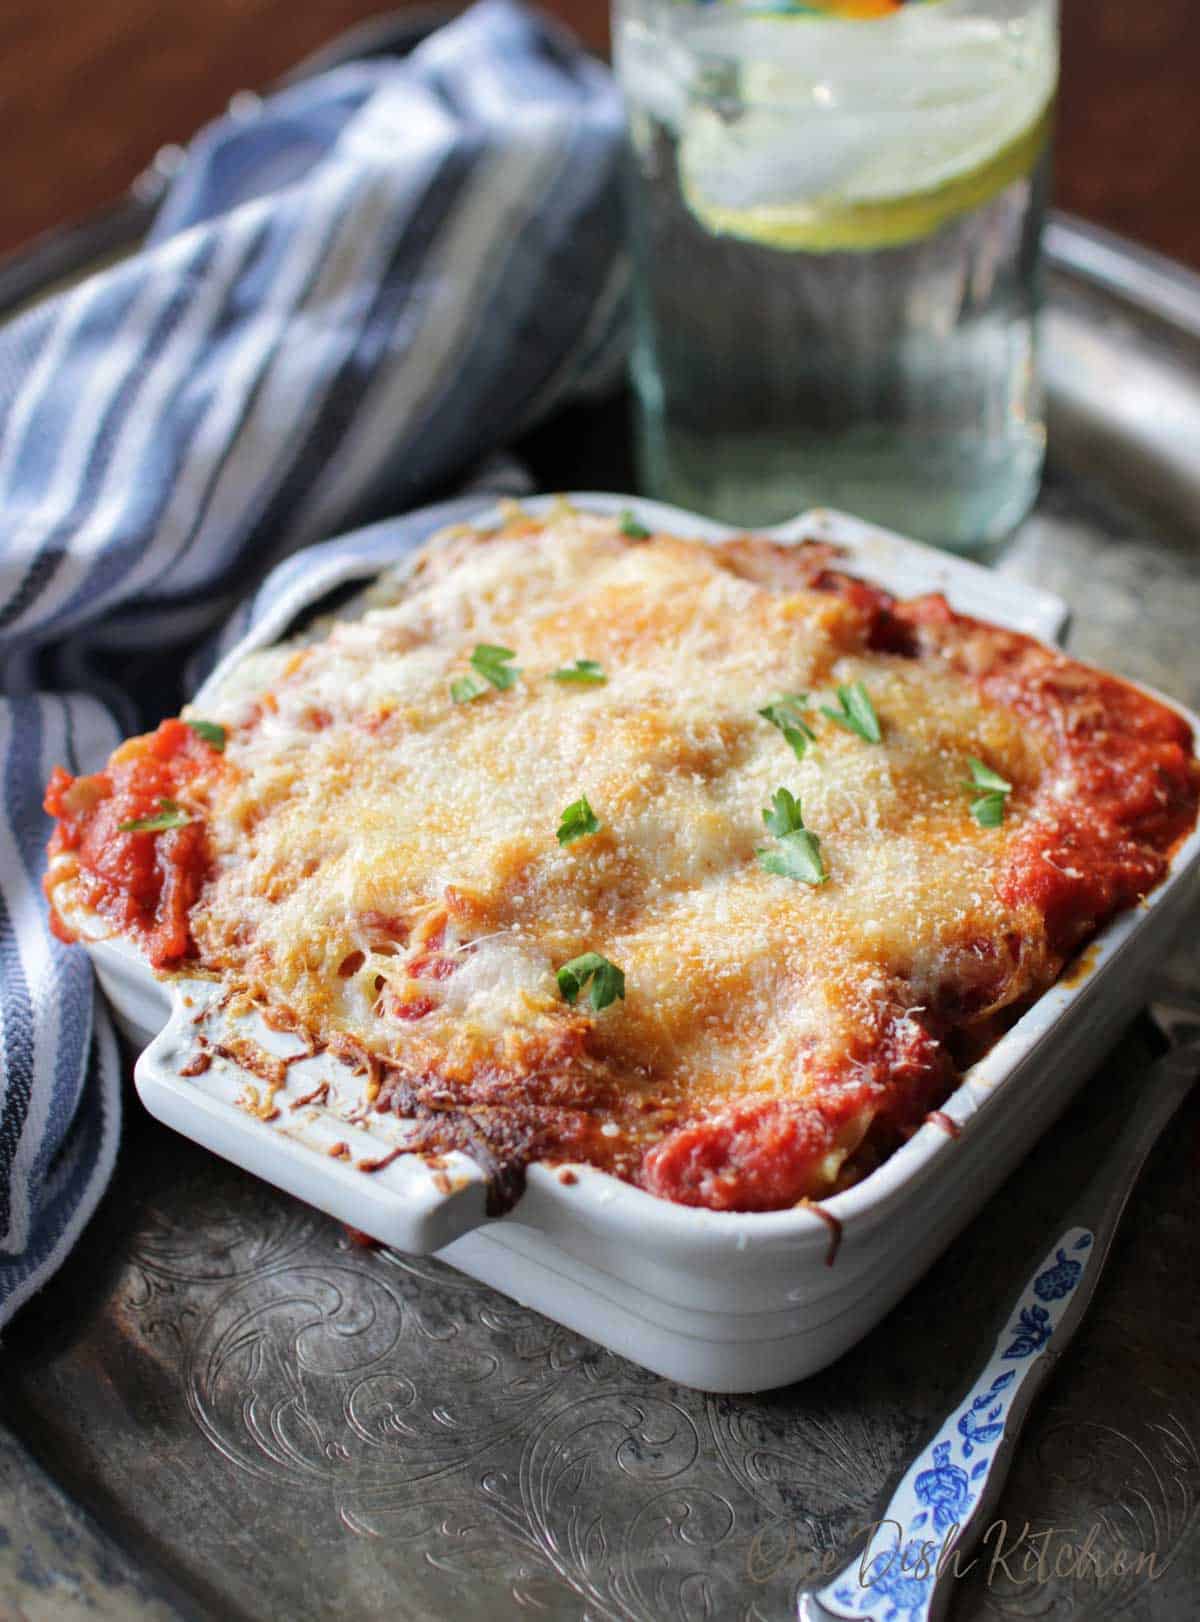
left=614, top=0, right=1059, bottom=553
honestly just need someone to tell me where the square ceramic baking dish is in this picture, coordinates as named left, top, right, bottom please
left=76, top=496, right=1200, bottom=1393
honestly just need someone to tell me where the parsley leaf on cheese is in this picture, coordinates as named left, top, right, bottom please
left=964, top=756, right=1013, bottom=827
left=470, top=644, right=520, bottom=690
left=556, top=952, right=626, bottom=1011
left=761, top=786, right=804, bottom=837
left=557, top=795, right=601, bottom=846
left=757, top=835, right=827, bottom=884
left=758, top=694, right=817, bottom=762
left=451, top=644, right=520, bottom=702
left=619, top=510, right=651, bottom=540
left=553, top=659, right=607, bottom=686
left=821, top=680, right=882, bottom=744
left=757, top=788, right=827, bottom=885
left=450, top=674, right=488, bottom=704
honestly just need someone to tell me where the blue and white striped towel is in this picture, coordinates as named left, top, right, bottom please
left=0, top=0, right=627, bottom=1326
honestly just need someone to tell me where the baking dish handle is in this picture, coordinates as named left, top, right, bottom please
left=134, top=986, right=493, bottom=1256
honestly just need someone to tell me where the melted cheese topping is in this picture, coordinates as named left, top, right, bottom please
left=40, top=493, right=1200, bottom=1217
left=47, top=507, right=1199, bottom=1207
left=181, top=512, right=1053, bottom=1169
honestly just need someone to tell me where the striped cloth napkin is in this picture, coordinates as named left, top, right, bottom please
left=0, top=0, right=627, bottom=1326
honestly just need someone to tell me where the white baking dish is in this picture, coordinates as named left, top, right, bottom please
left=75, top=497, right=1200, bottom=1392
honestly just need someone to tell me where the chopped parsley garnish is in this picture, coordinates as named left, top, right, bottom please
left=451, top=643, right=520, bottom=701
left=756, top=788, right=827, bottom=885
left=758, top=839, right=827, bottom=884
left=185, top=718, right=226, bottom=750
left=553, top=658, right=607, bottom=686
left=761, top=786, right=805, bottom=838
left=758, top=693, right=817, bottom=762
left=964, top=756, right=1013, bottom=827
left=821, top=680, right=882, bottom=744
left=471, top=643, right=520, bottom=689
left=556, top=952, right=626, bottom=1011
left=619, top=509, right=651, bottom=540
left=450, top=674, right=488, bottom=703
left=118, top=799, right=192, bottom=833
left=557, top=795, right=601, bottom=846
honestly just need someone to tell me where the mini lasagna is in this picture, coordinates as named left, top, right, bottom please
left=44, top=507, right=1200, bottom=1213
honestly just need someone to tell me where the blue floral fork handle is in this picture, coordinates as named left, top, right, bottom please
left=799, top=1006, right=1200, bottom=1622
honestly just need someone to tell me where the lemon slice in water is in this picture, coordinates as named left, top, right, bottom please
left=678, top=11, right=1057, bottom=252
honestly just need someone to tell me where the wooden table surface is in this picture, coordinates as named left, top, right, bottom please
left=3, top=0, right=1199, bottom=269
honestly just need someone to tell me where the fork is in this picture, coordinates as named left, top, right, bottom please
left=797, top=1001, right=1200, bottom=1622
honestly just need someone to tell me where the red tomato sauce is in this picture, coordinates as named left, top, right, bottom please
left=641, top=1098, right=859, bottom=1212
left=643, top=577, right=1199, bottom=1213
left=43, top=718, right=221, bottom=970
left=989, top=667, right=1196, bottom=951
left=641, top=1015, right=951, bottom=1210
left=890, top=594, right=1200, bottom=955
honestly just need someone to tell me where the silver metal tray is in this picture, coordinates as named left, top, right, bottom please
left=4, top=215, right=1200, bottom=1621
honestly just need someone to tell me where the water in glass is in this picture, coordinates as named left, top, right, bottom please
left=614, top=0, right=1059, bottom=552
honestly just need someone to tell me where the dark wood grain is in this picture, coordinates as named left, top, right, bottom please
left=2, top=0, right=1198, bottom=266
